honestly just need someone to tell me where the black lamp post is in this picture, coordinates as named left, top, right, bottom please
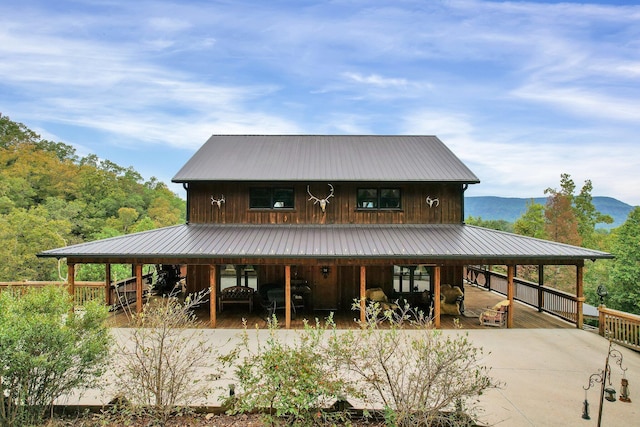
left=581, top=339, right=630, bottom=426
left=596, top=284, right=608, bottom=306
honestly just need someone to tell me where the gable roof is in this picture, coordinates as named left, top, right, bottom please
left=172, top=135, right=480, bottom=183
left=38, top=223, right=612, bottom=264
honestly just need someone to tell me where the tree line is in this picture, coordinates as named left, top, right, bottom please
left=467, top=173, right=640, bottom=315
left=0, top=115, right=185, bottom=282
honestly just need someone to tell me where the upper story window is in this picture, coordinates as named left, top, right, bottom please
left=250, top=187, right=294, bottom=209
left=357, top=188, right=401, bottom=209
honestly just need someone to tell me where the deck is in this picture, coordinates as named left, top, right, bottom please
left=106, top=284, right=574, bottom=329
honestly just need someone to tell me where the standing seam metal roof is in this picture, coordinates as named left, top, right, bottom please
left=38, top=223, right=612, bottom=261
left=172, top=135, right=480, bottom=183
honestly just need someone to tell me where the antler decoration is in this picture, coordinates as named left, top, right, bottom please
left=307, top=184, right=334, bottom=213
left=426, top=196, right=440, bottom=208
left=211, top=195, right=225, bottom=209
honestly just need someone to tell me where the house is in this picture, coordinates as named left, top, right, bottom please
left=39, top=135, right=612, bottom=328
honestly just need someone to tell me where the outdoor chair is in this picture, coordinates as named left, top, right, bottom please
left=479, top=299, right=510, bottom=327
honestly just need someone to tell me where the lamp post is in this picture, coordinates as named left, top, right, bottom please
left=581, top=339, right=630, bottom=426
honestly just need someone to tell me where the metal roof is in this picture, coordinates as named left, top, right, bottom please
left=38, top=223, right=612, bottom=263
left=172, top=135, right=480, bottom=183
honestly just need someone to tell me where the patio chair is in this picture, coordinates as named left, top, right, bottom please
left=479, top=300, right=510, bottom=327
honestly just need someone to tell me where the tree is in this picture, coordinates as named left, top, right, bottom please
left=607, top=207, right=640, bottom=314
left=544, top=174, right=581, bottom=246
left=574, top=179, right=613, bottom=248
left=514, top=200, right=547, bottom=239
left=465, top=216, right=513, bottom=232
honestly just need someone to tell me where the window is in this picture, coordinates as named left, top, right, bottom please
left=250, top=187, right=294, bottom=209
left=357, top=188, right=401, bottom=209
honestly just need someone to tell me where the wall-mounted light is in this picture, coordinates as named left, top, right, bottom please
left=321, top=266, right=331, bottom=278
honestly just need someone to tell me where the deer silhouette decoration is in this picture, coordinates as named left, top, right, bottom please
left=307, top=184, right=334, bottom=213
left=211, top=195, right=225, bottom=209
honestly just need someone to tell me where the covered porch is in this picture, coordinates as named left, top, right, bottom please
left=39, top=223, right=612, bottom=330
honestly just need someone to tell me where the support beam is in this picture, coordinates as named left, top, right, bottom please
left=105, top=264, right=112, bottom=306
left=507, top=265, right=515, bottom=328
left=576, top=264, right=584, bottom=329
left=210, top=264, right=217, bottom=328
left=67, top=263, right=75, bottom=306
left=360, top=266, right=366, bottom=324
left=537, top=264, right=544, bottom=313
left=285, top=265, right=291, bottom=329
left=433, top=266, right=441, bottom=328
left=135, top=264, right=143, bottom=314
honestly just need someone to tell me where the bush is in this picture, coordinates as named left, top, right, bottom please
left=226, top=316, right=360, bottom=426
left=0, top=285, right=111, bottom=426
left=113, top=289, right=224, bottom=425
left=327, top=301, right=499, bottom=427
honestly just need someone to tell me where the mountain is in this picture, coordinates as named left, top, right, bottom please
left=464, top=196, right=635, bottom=229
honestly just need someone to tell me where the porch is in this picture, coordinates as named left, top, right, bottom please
left=105, top=284, right=574, bottom=330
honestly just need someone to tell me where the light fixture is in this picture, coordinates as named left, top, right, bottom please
left=620, top=376, right=631, bottom=402
left=321, top=266, right=330, bottom=278
left=604, top=387, right=617, bottom=402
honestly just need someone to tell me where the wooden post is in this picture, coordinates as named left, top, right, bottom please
left=576, top=264, right=584, bottom=329
left=433, top=266, right=441, bottom=328
left=507, top=265, right=515, bottom=328
left=285, top=265, right=291, bottom=329
left=67, top=263, right=75, bottom=306
left=135, top=264, right=143, bottom=314
left=105, top=264, right=112, bottom=306
left=210, top=264, right=217, bottom=328
left=537, top=264, right=544, bottom=312
left=360, top=266, right=366, bottom=323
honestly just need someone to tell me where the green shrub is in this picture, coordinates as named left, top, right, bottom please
left=0, top=285, right=111, bottom=426
left=227, top=316, right=359, bottom=426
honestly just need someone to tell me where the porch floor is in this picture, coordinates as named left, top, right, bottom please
left=106, top=284, right=575, bottom=329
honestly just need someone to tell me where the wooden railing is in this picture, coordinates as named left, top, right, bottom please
left=599, top=306, right=640, bottom=352
left=466, top=265, right=579, bottom=324
left=0, top=281, right=105, bottom=306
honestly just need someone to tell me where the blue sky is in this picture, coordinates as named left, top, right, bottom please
left=1, top=0, right=639, bottom=205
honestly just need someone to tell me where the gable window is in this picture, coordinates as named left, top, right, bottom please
left=357, top=188, right=401, bottom=209
left=250, top=187, right=294, bottom=209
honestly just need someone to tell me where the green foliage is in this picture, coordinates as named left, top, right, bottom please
left=465, top=216, right=513, bottom=232
left=0, top=115, right=185, bottom=281
left=514, top=200, right=547, bottom=239
left=607, top=207, right=640, bottom=314
left=228, top=316, right=357, bottom=426
left=0, top=285, right=111, bottom=426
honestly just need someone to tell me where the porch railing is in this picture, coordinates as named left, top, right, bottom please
left=598, top=306, right=640, bottom=352
left=0, top=281, right=105, bottom=306
left=466, top=265, right=579, bottom=325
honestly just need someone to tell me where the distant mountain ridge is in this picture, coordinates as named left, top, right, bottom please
left=464, top=196, right=634, bottom=229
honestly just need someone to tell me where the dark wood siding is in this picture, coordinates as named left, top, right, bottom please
left=188, top=182, right=464, bottom=225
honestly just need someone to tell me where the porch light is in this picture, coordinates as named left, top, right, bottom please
left=321, top=266, right=331, bottom=278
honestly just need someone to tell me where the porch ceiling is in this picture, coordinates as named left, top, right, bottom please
left=38, top=223, right=612, bottom=266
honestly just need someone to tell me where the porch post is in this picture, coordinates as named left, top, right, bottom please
left=285, top=265, right=291, bottom=329
left=507, top=265, right=515, bottom=328
left=360, top=265, right=366, bottom=323
left=576, top=264, right=584, bottom=329
left=537, top=264, right=544, bottom=312
left=67, top=263, right=75, bottom=304
left=135, top=264, right=143, bottom=314
left=210, top=264, right=217, bottom=328
left=433, top=266, right=441, bottom=328
left=105, top=264, right=112, bottom=306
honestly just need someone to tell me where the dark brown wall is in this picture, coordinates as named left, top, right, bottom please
left=188, top=182, right=464, bottom=225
